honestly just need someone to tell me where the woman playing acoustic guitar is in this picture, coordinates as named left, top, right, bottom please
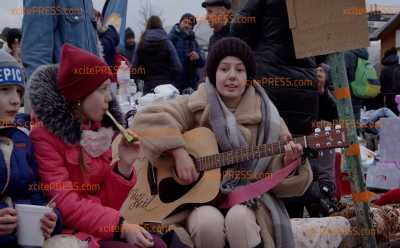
left=131, top=37, right=313, bottom=248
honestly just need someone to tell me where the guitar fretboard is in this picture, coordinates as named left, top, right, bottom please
left=195, top=137, right=306, bottom=172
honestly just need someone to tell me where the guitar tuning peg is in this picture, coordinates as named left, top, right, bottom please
left=314, top=128, right=321, bottom=137
left=324, top=126, right=331, bottom=132
left=335, top=124, right=342, bottom=130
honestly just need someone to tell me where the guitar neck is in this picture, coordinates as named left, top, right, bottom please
left=195, top=137, right=306, bottom=172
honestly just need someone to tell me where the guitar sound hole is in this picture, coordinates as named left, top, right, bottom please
left=158, top=174, right=203, bottom=203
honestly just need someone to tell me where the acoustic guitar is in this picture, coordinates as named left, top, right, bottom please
left=121, top=126, right=348, bottom=224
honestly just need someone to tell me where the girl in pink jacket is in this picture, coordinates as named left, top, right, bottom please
left=29, top=44, right=166, bottom=248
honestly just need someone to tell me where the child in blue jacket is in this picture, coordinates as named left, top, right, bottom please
left=0, top=50, right=62, bottom=247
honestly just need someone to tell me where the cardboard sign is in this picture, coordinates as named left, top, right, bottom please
left=286, top=0, right=369, bottom=58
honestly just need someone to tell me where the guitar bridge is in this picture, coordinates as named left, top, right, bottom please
left=147, top=163, right=158, bottom=195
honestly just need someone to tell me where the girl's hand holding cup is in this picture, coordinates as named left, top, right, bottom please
left=0, top=207, right=17, bottom=235
left=40, top=202, right=58, bottom=239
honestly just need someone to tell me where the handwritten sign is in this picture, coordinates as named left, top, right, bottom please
left=127, top=189, right=155, bottom=209
left=287, top=0, right=369, bottom=58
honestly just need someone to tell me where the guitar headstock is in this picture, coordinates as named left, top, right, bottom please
left=307, top=125, right=348, bottom=150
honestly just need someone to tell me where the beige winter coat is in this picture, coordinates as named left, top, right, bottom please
left=130, top=83, right=313, bottom=246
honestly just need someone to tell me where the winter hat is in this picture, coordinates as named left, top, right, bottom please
left=57, top=44, right=112, bottom=103
left=179, top=13, right=197, bottom=27
left=201, top=0, right=231, bottom=9
left=0, top=50, right=24, bottom=90
left=125, top=27, right=135, bottom=39
left=206, top=37, right=256, bottom=86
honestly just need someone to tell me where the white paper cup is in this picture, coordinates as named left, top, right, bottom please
left=15, top=204, right=52, bottom=247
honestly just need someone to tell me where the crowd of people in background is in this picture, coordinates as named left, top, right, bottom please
left=132, top=15, right=183, bottom=94
left=0, top=0, right=400, bottom=247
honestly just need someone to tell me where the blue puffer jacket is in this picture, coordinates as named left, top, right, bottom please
left=169, top=24, right=205, bottom=92
left=0, top=114, right=63, bottom=246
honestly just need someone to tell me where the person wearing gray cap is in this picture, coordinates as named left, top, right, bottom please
left=201, top=0, right=233, bottom=51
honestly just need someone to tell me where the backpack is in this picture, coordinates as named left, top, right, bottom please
left=350, top=58, right=380, bottom=98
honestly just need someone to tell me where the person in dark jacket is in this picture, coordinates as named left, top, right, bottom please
left=202, top=0, right=232, bottom=51
left=95, top=10, right=120, bottom=67
left=132, top=16, right=182, bottom=94
left=283, top=63, right=338, bottom=218
left=5, top=28, right=21, bottom=65
left=99, top=25, right=120, bottom=67
left=380, top=47, right=400, bottom=115
left=344, top=48, right=369, bottom=122
left=169, top=13, right=205, bottom=92
left=119, top=28, right=136, bottom=63
left=306, top=63, right=338, bottom=217
left=0, top=51, right=62, bottom=247
left=231, top=0, right=318, bottom=137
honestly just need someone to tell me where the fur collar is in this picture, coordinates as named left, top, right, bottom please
left=29, top=64, right=124, bottom=145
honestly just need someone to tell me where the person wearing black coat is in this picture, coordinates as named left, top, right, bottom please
left=201, top=0, right=233, bottom=51
left=132, top=16, right=182, bottom=94
left=230, top=0, right=319, bottom=136
left=169, top=13, right=206, bottom=92
left=306, top=64, right=338, bottom=217
left=283, top=64, right=339, bottom=218
left=98, top=25, right=120, bottom=67
left=380, top=47, right=400, bottom=115
left=119, top=28, right=136, bottom=63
